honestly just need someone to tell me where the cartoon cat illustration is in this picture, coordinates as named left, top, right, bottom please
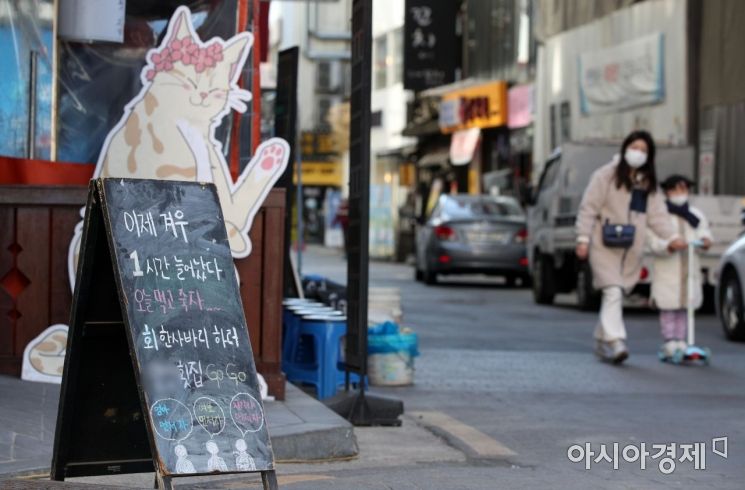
left=95, top=6, right=288, bottom=257
left=67, top=7, right=289, bottom=288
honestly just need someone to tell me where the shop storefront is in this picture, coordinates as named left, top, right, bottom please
left=438, top=80, right=509, bottom=196
left=294, top=131, right=344, bottom=247
left=293, top=160, right=344, bottom=247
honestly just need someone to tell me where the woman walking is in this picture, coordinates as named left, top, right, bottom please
left=575, top=130, right=685, bottom=364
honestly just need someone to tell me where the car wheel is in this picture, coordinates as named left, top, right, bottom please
left=576, top=262, right=601, bottom=311
left=719, top=269, right=745, bottom=341
left=532, top=253, right=556, bottom=305
left=423, top=266, right=437, bottom=285
left=414, top=267, right=423, bottom=282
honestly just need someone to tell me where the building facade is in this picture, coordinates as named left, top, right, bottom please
left=403, top=0, right=538, bottom=226
left=267, top=0, right=351, bottom=246
left=370, top=0, right=417, bottom=259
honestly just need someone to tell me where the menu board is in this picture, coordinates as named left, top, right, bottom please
left=98, top=178, right=274, bottom=476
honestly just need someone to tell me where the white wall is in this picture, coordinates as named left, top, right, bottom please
left=270, top=0, right=351, bottom=131
left=533, top=0, right=688, bottom=177
left=371, top=0, right=415, bottom=154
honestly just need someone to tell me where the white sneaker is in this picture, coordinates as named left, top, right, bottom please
left=661, top=340, right=678, bottom=359
left=675, top=340, right=688, bottom=353
left=609, top=340, right=629, bottom=364
left=595, top=339, right=629, bottom=364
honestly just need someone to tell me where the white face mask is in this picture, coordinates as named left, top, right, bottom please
left=625, top=148, right=648, bottom=168
left=668, top=194, right=688, bottom=206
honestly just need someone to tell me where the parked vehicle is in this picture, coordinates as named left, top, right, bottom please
left=414, top=194, right=528, bottom=286
left=717, top=234, right=745, bottom=341
left=526, top=142, right=744, bottom=310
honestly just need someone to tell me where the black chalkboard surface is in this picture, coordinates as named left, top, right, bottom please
left=51, top=178, right=276, bottom=489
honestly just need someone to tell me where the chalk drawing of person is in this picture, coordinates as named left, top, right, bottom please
left=234, top=438, right=257, bottom=471
left=206, top=440, right=228, bottom=472
left=174, top=444, right=196, bottom=474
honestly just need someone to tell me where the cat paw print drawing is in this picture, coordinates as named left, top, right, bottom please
left=68, top=6, right=289, bottom=286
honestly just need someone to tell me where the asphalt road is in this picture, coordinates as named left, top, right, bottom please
left=293, top=247, right=745, bottom=489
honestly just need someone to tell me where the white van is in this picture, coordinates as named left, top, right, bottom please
left=527, top=142, right=743, bottom=310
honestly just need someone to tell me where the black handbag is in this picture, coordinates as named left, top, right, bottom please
left=598, top=186, right=646, bottom=249
left=602, top=220, right=636, bottom=248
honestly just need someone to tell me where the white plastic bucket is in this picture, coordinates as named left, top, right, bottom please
left=368, top=351, right=414, bottom=386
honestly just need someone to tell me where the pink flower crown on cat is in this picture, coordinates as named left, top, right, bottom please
left=146, top=36, right=224, bottom=81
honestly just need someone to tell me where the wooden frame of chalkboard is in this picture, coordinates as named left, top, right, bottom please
left=51, top=179, right=277, bottom=489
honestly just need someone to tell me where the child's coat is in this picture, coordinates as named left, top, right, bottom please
left=647, top=206, right=713, bottom=310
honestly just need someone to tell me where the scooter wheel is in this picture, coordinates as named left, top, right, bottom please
left=703, top=348, right=712, bottom=365
left=671, top=350, right=685, bottom=365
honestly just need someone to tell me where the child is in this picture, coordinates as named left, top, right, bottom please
left=647, top=175, right=713, bottom=358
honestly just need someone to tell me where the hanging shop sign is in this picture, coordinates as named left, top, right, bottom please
left=293, top=161, right=343, bottom=187
left=578, top=32, right=665, bottom=115
left=508, top=83, right=534, bottom=129
left=403, top=0, right=459, bottom=92
left=439, top=81, right=508, bottom=134
left=449, top=127, right=481, bottom=166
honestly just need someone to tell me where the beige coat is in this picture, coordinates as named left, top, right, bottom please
left=575, top=160, right=677, bottom=291
left=647, top=207, right=713, bottom=310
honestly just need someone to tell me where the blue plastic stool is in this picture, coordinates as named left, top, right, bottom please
left=282, top=307, right=301, bottom=365
left=282, top=304, right=335, bottom=367
left=284, top=314, right=356, bottom=399
left=282, top=298, right=315, bottom=306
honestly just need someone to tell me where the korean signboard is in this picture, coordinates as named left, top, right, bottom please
left=439, top=81, right=508, bottom=134
left=403, top=0, right=459, bottom=92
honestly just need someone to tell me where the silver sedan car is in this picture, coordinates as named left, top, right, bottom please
left=717, top=234, right=745, bottom=341
left=414, top=194, right=528, bottom=286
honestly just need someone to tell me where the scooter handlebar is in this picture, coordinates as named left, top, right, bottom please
left=689, top=239, right=704, bottom=249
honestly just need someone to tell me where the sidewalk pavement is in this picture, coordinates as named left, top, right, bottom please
left=5, top=414, right=463, bottom=489
left=0, top=375, right=357, bottom=478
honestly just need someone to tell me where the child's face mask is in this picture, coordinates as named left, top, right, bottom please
left=668, top=194, right=688, bottom=206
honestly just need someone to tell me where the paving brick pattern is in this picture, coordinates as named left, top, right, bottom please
left=0, top=377, right=60, bottom=477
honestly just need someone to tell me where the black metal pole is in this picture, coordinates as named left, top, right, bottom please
left=345, top=0, right=372, bottom=382
left=324, top=0, right=403, bottom=426
left=274, top=47, right=301, bottom=297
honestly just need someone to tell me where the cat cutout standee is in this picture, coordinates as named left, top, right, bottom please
left=67, top=5, right=289, bottom=288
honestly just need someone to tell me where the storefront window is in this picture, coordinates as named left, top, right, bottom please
left=0, top=0, right=55, bottom=160
left=56, top=0, right=238, bottom=164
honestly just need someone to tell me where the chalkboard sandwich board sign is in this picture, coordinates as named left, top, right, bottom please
left=51, top=178, right=277, bottom=489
